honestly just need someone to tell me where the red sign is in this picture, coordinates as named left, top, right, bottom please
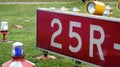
left=36, top=9, right=120, bottom=67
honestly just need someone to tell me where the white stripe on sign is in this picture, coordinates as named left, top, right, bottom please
left=114, top=43, right=120, bottom=50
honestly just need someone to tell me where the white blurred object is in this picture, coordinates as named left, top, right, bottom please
left=9, top=61, right=23, bottom=67
left=103, top=5, right=112, bottom=17
left=87, top=2, right=95, bottom=14
left=1, top=21, right=8, bottom=31
left=73, top=7, right=81, bottom=13
left=73, top=7, right=78, bottom=12
left=13, top=42, right=23, bottom=48
left=60, top=6, right=68, bottom=11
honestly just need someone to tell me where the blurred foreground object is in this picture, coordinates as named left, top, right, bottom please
left=2, top=42, right=35, bottom=67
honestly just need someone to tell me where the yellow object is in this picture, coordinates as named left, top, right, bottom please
left=77, top=10, right=81, bottom=13
left=109, top=8, right=113, bottom=17
left=85, top=1, right=106, bottom=15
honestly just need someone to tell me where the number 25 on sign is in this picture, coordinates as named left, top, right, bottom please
left=50, top=18, right=120, bottom=61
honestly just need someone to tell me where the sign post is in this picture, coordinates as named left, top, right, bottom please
left=36, top=8, right=120, bottom=67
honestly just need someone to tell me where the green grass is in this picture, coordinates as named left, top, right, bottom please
left=0, top=0, right=77, bottom=2
left=0, top=2, right=120, bottom=67
left=0, top=0, right=117, bottom=2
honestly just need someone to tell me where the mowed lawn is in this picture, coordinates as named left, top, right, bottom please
left=0, top=2, right=120, bottom=67
left=0, top=0, right=76, bottom=2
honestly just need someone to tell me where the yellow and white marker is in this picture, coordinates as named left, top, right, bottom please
left=85, top=1, right=106, bottom=15
left=103, top=5, right=113, bottom=17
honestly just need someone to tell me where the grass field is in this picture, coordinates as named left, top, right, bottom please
left=0, top=0, right=77, bottom=2
left=0, top=1, right=120, bottom=67
left=0, top=0, right=117, bottom=2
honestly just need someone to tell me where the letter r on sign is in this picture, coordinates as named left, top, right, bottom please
left=90, top=25, right=105, bottom=61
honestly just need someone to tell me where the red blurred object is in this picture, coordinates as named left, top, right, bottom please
left=2, top=57, right=35, bottom=67
left=0, top=31, right=8, bottom=42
